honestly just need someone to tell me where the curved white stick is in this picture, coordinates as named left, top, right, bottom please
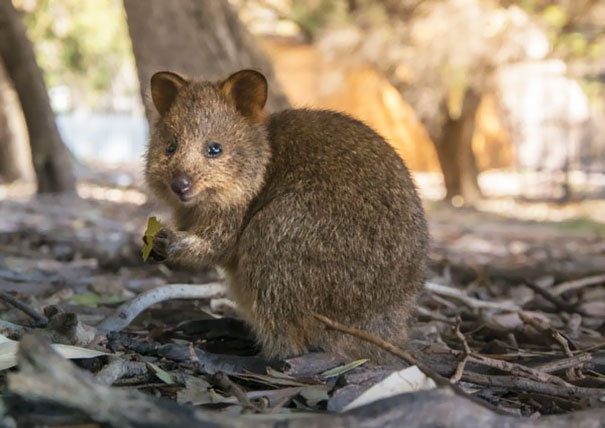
left=96, top=283, right=227, bottom=333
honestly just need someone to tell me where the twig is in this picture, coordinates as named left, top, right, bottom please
left=518, top=312, right=575, bottom=357
left=533, top=353, right=592, bottom=374
left=552, top=274, right=605, bottom=296
left=96, top=283, right=226, bottom=333
left=0, top=291, right=48, bottom=327
left=312, top=313, right=448, bottom=386
left=461, top=372, right=605, bottom=399
left=450, top=317, right=571, bottom=387
left=416, top=306, right=457, bottom=325
left=213, top=372, right=262, bottom=412
left=425, top=282, right=520, bottom=312
left=312, top=313, right=542, bottom=415
left=450, top=318, right=470, bottom=384
left=522, top=280, right=579, bottom=313
left=518, top=312, right=583, bottom=380
left=454, top=318, right=471, bottom=355
left=450, top=355, right=468, bottom=384
left=466, top=354, right=572, bottom=387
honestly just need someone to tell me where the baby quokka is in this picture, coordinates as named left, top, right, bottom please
left=145, top=69, right=428, bottom=363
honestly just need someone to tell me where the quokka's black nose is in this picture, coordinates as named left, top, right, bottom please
left=171, top=174, right=192, bottom=196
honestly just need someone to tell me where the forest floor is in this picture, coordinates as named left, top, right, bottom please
left=0, top=165, right=603, bottom=426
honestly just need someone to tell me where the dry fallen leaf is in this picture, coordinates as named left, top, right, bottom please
left=0, top=334, right=107, bottom=371
left=147, top=362, right=175, bottom=385
left=341, top=366, right=436, bottom=412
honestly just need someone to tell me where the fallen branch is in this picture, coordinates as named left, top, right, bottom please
left=96, top=283, right=226, bottom=333
left=460, top=372, right=604, bottom=399
left=424, top=282, right=520, bottom=312
left=533, top=353, right=592, bottom=374
left=522, top=280, right=580, bottom=313
left=552, top=274, right=605, bottom=296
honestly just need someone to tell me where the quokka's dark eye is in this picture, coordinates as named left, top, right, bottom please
left=205, top=141, right=223, bottom=158
left=165, top=140, right=178, bottom=156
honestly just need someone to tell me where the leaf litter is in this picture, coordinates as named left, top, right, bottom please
left=0, top=171, right=603, bottom=424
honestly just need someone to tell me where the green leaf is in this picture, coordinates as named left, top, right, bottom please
left=147, top=362, right=174, bottom=385
left=142, top=216, right=162, bottom=261
left=72, top=292, right=128, bottom=308
left=320, top=359, right=368, bottom=379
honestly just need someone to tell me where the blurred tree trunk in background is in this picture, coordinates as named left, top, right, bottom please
left=0, top=0, right=75, bottom=193
left=123, top=0, right=289, bottom=123
left=432, top=89, right=483, bottom=204
left=0, top=58, right=33, bottom=183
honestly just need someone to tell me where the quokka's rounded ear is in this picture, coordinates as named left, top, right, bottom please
left=150, top=71, right=187, bottom=115
left=221, top=69, right=268, bottom=121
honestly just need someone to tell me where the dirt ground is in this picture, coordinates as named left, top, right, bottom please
left=0, top=165, right=603, bottom=425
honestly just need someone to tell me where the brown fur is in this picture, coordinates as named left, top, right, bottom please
left=145, top=69, right=429, bottom=364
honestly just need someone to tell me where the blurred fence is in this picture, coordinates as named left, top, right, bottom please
left=497, top=60, right=605, bottom=201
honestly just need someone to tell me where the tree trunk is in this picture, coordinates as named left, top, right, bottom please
left=0, top=57, right=33, bottom=183
left=0, top=0, right=75, bottom=193
left=123, top=0, right=290, bottom=123
left=433, top=89, right=483, bottom=204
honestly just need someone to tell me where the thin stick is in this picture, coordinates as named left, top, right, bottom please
left=450, top=355, right=468, bottom=384
left=461, top=372, right=604, bottom=399
left=519, top=312, right=575, bottom=357
left=213, top=372, right=262, bottom=412
left=533, top=353, right=592, bottom=374
left=450, top=317, right=470, bottom=384
left=425, top=282, right=520, bottom=312
left=96, top=283, right=226, bottom=333
left=522, top=280, right=579, bottom=313
left=519, top=311, right=583, bottom=380
left=313, top=313, right=457, bottom=387
left=450, top=317, right=569, bottom=386
left=552, top=274, right=605, bottom=296
left=0, top=290, right=48, bottom=327
left=466, top=354, right=572, bottom=387
left=312, top=313, right=514, bottom=415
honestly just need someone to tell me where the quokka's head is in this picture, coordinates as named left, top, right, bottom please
left=145, top=69, right=271, bottom=209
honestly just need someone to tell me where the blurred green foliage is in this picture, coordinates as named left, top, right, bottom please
left=517, top=1, right=605, bottom=60
left=14, top=0, right=135, bottom=109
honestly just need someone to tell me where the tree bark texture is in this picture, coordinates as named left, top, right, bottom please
left=0, top=0, right=75, bottom=193
left=0, top=57, right=33, bottom=183
left=123, top=0, right=290, bottom=123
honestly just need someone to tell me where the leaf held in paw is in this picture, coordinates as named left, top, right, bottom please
left=142, top=216, right=162, bottom=261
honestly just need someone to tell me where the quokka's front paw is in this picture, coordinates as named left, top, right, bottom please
left=144, top=228, right=177, bottom=262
